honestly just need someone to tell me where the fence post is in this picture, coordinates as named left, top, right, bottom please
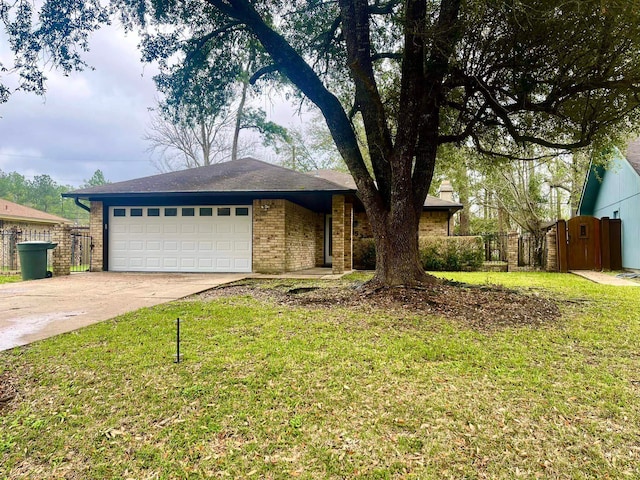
left=507, top=231, right=519, bottom=272
left=52, top=224, right=71, bottom=276
left=556, top=220, right=568, bottom=273
left=545, top=226, right=558, bottom=272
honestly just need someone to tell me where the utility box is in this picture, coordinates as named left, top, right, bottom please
left=17, top=241, right=57, bottom=280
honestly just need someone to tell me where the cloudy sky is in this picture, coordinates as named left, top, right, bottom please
left=0, top=23, right=300, bottom=187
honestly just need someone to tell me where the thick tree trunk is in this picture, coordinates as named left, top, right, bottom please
left=363, top=189, right=438, bottom=287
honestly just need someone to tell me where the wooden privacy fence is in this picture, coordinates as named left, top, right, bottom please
left=555, top=216, right=622, bottom=272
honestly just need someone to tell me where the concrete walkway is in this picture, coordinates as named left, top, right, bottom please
left=570, top=270, right=640, bottom=286
left=0, top=272, right=245, bottom=351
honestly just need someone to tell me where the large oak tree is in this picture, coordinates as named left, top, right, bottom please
left=4, top=0, right=640, bottom=285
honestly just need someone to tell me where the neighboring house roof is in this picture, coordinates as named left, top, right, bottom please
left=66, top=158, right=353, bottom=199
left=578, top=139, right=640, bottom=215
left=308, top=169, right=464, bottom=212
left=625, top=139, right=640, bottom=176
left=0, top=198, right=70, bottom=225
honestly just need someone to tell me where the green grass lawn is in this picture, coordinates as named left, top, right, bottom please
left=0, top=275, right=20, bottom=284
left=1, top=272, right=639, bottom=479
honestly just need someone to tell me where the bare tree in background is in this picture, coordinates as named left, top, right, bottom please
left=145, top=105, right=252, bottom=172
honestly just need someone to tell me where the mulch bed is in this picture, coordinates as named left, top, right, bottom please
left=198, top=280, right=561, bottom=331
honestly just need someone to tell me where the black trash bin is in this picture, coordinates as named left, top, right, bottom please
left=17, top=241, right=57, bottom=280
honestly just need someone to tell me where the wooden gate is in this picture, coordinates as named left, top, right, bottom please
left=556, top=216, right=622, bottom=272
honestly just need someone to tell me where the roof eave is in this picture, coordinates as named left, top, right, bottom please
left=62, top=189, right=356, bottom=200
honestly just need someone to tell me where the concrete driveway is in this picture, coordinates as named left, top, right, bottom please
left=0, top=272, right=245, bottom=351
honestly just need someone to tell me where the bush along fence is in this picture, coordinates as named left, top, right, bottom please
left=0, top=224, right=92, bottom=276
left=355, top=232, right=552, bottom=273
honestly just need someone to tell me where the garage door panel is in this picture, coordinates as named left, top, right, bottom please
left=234, top=259, right=250, bottom=269
left=235, top=241, right=250, bottom=251
left=146, top=258, right=161, bottom=268
left=147, top=241, right=161, bottom=251
left=181, top=241, right=196, bottom=251
left=216, top=241, right=232, bottom=251
left=199, top=242, right=213, bottom=251
left=198, top=258, right=213, bottom=268
left=109, top=205, right=252, bottom=273
left=129, top=257, right=144, bottom=267
left=234, top=223, right=251, bottom=234
left=163, top=241, right=178, bottom=251
left=216, top=258, right=231, bottom=269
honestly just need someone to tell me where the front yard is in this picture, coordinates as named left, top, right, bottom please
left=1, top=272, right=639, bottom=479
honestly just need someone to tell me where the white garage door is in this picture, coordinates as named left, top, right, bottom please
left=108, top=205, right=252, bottom=273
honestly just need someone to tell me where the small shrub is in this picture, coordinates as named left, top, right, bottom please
left=419, top=236, right=484, bottom=271
left=356, top=238, right=377, bottom=270
left=354, top=236, right=484, bottom=272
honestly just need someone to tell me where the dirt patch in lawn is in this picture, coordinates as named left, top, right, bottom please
left=198, top=280, right=561, bottom=331
left=0, top=371, right=18, bottom=411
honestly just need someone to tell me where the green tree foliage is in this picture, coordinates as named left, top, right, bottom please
left=4, top=0, right=640, bottom=285
left=0, top=170, right=85, bottom=221
left=275, top=113, right=345, bottom=172
left=82, top=169, right=110, bottom=188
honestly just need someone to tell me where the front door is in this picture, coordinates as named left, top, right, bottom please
left=324, top=214, right=332, bottom=266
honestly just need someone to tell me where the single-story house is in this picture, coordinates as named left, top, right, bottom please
left=0, top=198, right=70, bottom=230
left=578, top=139, right=640, bottom=270
left=0, top=198, right=70, bottom=270
left=63, top=158, right=462, bottom=274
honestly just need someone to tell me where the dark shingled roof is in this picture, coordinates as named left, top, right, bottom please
left=307, top=169, right=463, bottom=211
left=625, top=138, right=640, bottom=176
left=66, top=158, right=353, bottom=197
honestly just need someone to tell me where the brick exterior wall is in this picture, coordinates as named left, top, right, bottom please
left=252, top=199, right=323, bottom=273
left=418, top=211, right=450, bottom=237
left=284, top=201, right=322, bottom=272
left=89, top=202, right=104, bottom=272
left=253, top=199, right=286, bottom=273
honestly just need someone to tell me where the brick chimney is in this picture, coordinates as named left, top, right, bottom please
left=438, top=180, right=454, bottom=202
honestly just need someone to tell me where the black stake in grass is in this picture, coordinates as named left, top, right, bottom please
left=175, top=317, right=181, bottom=363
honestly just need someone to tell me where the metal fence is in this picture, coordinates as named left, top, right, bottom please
left=518, top=232, right=546, bottom=269
left=1, top=228, right=92, bottom=274
left=475, top=232, right=546, bottom=269
left=0, top=229, right=53, bottom=272
left=479, top=232, right=509, bottom=262
left=70, top=228, right=92, bottom=272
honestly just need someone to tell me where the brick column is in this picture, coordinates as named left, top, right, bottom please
left=252, top=199, right=286, bottom=273
left=545, top=226, right=558, bottom=272
left=507, top=231, right=519, bottom=272
left=343, top=202, right=353, bottom=271
left=89, top=202, right=104, bottom=272
left=52, top=224, right=71, bottom=276
left=332, top=195, right=345, bottom=274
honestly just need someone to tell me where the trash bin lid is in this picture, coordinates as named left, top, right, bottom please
left=17, top=241, right=57, bottom=250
